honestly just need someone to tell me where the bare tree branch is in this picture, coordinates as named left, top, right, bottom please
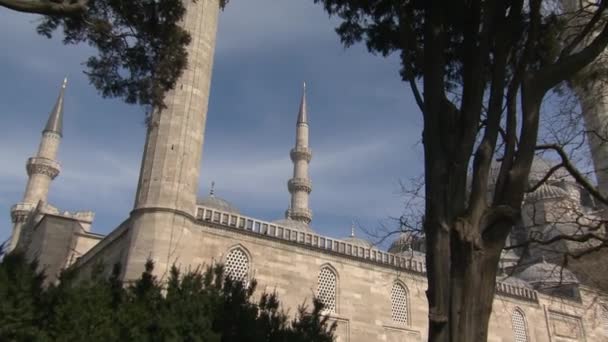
left=0, top=0, right=87, bottom=15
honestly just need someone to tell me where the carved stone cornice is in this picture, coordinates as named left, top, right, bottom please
left=288, top=177, right=312, bottom=194
left=26, top=157, right=61, bottom=179
left=290, top=146, right=312, bottom=162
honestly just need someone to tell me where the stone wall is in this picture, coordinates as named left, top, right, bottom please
left=74, top=205, right=604, bottom=342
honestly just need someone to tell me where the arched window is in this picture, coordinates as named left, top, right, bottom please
left=224, top=247, right=250, bottom=283
left=317, top=266, right=338, bottom=313
left=511, top=308, right=529, bottom=342
left=391, top=282, right=409, bottom=324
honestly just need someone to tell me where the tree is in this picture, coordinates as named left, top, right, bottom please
left=0, top=0, right=228, bottom=108
left=0, top=252, right=337, bottom=341
left=313, top=0, right=608, bottom=341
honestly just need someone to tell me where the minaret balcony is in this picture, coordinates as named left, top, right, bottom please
left=10, top=202, right=35, bottom=223
left=26, top=157, right=61, bottom=179
left=287, top=207, right=313, bottom=223
left=288, top=178, right=312, bottom=193
left=290, top=146, right=312, bottom=162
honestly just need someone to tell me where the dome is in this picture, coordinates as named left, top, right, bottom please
left=517, top=261, right=579, bottom=285
left=197, top=195, right=240, bottom=214
left=388, top=232, right=423, bottom=253
left=343, top=236, right=373, bottom=248
left=497, top=275, right=532, bottom=289
left=272, top=218, right=315, bottom=233
left=489, top=156, right=572, bottom=186
left=525, top=183, right=569, bottom=203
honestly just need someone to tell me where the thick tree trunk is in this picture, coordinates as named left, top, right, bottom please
left=450, top=241, right=504, bottom=341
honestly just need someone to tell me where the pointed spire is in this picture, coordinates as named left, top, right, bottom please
left=210, top=181, right=215, bottom=196
left=44, top=77, right=67, bottom=137
left=297, top=81, right=308, bottom=124
left=351, top=222, right=355, bottom=237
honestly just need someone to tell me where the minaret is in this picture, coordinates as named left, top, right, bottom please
left=565, top=0, right=608, bottom=197
left=286, top=83, right=313, bottom=224
left=124, top=0, right=221, bottom=279
left=8, top=78, right=66, bottom=252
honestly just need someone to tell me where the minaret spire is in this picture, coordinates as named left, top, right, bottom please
left=286, top=83, right=313, bottom=224
left=9, top=78, right=66, bottom=252
left=44, top=77, right=67, bottom=137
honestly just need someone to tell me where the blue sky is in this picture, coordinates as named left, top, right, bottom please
left=0, top=1, right=423, bottom=247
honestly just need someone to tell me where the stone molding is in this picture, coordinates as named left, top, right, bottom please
left=26, top=157, right=60, bottom=179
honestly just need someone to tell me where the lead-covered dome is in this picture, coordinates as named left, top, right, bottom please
left=197, top=195, right=240, bottom=214
left=517, top=261, right=579, bottom=285
left=343, top=236, right=373, bottom=248
left=197, top=183, right=240, bottom=214
left=525, top=183, right=569, bottom=203
left=388, top=232, right=425, bottom=253
left=272, top=218, right=315, bottom=233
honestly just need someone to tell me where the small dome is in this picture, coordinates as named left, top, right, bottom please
left=388, top=232, right=422, bottom=253
left=197, top=195, right=240, bottom=214
left=272, top=218, right=315, bottom=233
left=525, top=183, right=569, bottom=203
left=517, top=261, right=579, bottom=285
left=343, top=236, right=373, bottom=248
left=489, top=156, right=572, bottom=186
left=497, top=275, right=532, bottom=289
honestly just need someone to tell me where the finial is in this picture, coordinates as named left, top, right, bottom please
left=303, top=81, right=306, bottom=92
left=62, top=77, right=68, bottom=89
left=210, top=181, right=215, bottom=196
left=351, top=221, right=355, bottom=237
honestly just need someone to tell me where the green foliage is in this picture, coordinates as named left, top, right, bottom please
left=0, top=253, right=45, bottom=341
left=36, top=0, right=191, bottom=109
left=314, top=0, right=570, bottom=90
left=0, top=254, right=336, bottom=342
left=30, top=0, right=229, bottom=109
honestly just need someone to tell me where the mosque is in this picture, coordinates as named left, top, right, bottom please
left=6, top=0, right=608, bottom=341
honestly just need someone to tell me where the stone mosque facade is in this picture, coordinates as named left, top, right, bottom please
left=5, top=0, right=608, bottom=341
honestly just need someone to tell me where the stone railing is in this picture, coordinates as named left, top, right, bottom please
left=495, top=281, right=538, bottom=301
left=195, top=205, right=539, bottom=303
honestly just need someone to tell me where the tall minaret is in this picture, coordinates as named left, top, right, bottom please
left=124, top=0, right=221, bottom=279
left=286, top=83, right=313, bottom=224
left=565, top=0, right=608, bottom=197
left=8, top=78, right=66, bottom=252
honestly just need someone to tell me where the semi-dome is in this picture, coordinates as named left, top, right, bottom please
left=272, top=218, right=315, bottom=233
left=525, top=183, right=569, bottom=203
left=517, top=261, right=579, bottom=285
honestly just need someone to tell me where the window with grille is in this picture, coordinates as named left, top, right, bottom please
left=511, top=309, right=529, bottom=342
left=317, top=266, right=337, bottom=313
left=391, top=282, right=409, bottom=324
left=225, top=248, right=249, bottom=283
